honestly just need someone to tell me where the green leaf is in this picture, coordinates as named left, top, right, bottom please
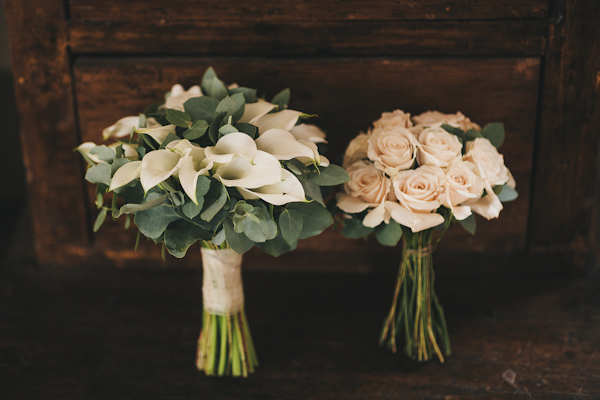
left=201, top=67, right=217, bottom=92
left=110, top=158, right=129, bottom=175
left=224, top=218, right=254, bottom=254
left=459, top=214, right=476, bottom=235
left=208, top=112, right=227, bottom=144
left=164, top=220, right=212, bottom=258
left=309, top=164, right=350, bottom=186
left=93, top=208, right=108, bottom=232
left=166, top=108, right=192, bottom=128
left=256, top=233, right=297, bottom=257
left=301, top=179, right=325, bottom=205
left=481, top=122, right=505, bottom=149
left=184, top=96, right=220, bottom=122
left=201, top=179, right=228, bottom=222
left=134, top=204, right=180, bottom=239
left=90, top=145, right=116, bottom=163
left=374, top=220, right=403, bottom=246
left=497, top=184, right=518, bottom=202
left=206, top=77, right=228, bottom=100
left=279, top=209, right=303, bottom=246
left=271, top=88, right=290, bottom=111
left=229, top=87, right=257, bottom=103
left=85, top=162, right=112, bottom=186
left=465, top=129, right=483, bottom=141
left=183, top=120, right=209, bottom=140
left=234, top=122, right=258, bottom=139
left=231, top=92, right=246, bottom=122
left=219, top=124, right=238, bottom=135
left=113, top=194, right=168, bottom=218
left=242, top=211, right=269, bottom=242
left=253, top=208, right=277, bottom=240
left=441, top=124, right=465, bottom=143
left=342, top=218, right=374, bottom=239
left=159, top=132, right=181, bottom=149
left=287, top=201, right=333, bottom=239
left=181, top=176, right=211, bottom=218
left=215, top=95, right=242, bottom=122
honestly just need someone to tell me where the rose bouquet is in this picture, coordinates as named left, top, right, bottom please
left=337, top=110, right=517, bottom=362
left=77, top=67, right=348, bottom=376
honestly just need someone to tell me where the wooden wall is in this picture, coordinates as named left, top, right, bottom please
left=5, top=0, right=600, bottom=269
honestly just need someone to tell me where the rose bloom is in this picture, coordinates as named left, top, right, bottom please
left=386, top=165, right=446, bottom=232
left=417, top=126, right=463, bottom=167
left=443, top=159, right=485, bottom=220
left=412, top=110, right=481, bottom=132
left=343, top=132, right=370, bottom=168
left=337, top=160, right=392, bottom=227
left=367, top=127, right=417, bottom=176
left=373, top=110, right=413, bottom=130
left=463, top=138, right=509, bottom=187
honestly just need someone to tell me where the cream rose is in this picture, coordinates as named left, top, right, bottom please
left=373, top=110, right=413, bottom=130
left=367, top=127, right=417, bottom=176
left=443, top=160, right=485, bottom=220
left=463, top=138, right=509, bottom=188
left=417, top=126, right=463, bottom=167
left=342, top=132, right=370, bottom=168
left=386, top=165, right=446, bottom=232
left=412, top=111, right=481, bottom=132
left=337, top=160, right=392, bottom=227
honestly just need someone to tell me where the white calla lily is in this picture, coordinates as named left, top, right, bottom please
left=253, top=109, right=303, bottom=134
left=386, top=201, right=445, bottom=233
left=137, top=124, right=176, bottom=146
left=214, top=151, right=282, bottom=189
left=238, top=169, right=306, bottom=205
left=167, top=139, right=206, bottom=160
left=140, top=149, right=186, bottom=192
left=290, top=123, right=327, bottom=144
left=76, top=142, right=101, bottom=164
left=164, top=84, right=202, bottom=111
left=102, top=116, right=140, bottom=140
left=76, top=142, right=138, bottom=164
left=239, top=99, right=276, bottom=124
left=255, top=129, right=316, bottom=162
left=178, top=148, right=214, bottom=205
left=109, top=161, right=142, bottom=191
left=205, top=132, right=258, bottom=164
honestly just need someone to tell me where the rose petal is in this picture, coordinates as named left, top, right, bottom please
left=386, top=201, right=445, bottom=232
left=470, top=191, right=503, bottom=220
left=363, top=202, right=387, bottom=228
left=336, top=193, right=370, bottom=214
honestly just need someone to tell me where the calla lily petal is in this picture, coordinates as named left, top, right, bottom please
left=290, top=123, right=327, bottom=144
left=167, top=139, right=206, bottom=161
left=137, top=124, right=176, bottom=146
left=140, top=149, right=184, bottom=192
left=110, top=161, right=142, bottom=191
left=102, top=116, right=139, bottom=140
left=238, top=169, right=306, bottom=205
left=77, top=142, right=101, bottom=164
left=239, top=99, right=276, bottom=124
left=178, top=152, right=214, bottom=204
left=386, top=201, right=445, bottom=233
left=205, top=132, right=258, bottom=164
left=214, top=151, right=282, bottom=189
left=255, top=129, right=315, bottom=161
left=165, top=84, right=202, bottom=111
left=254, top=110, right=303, bottom=134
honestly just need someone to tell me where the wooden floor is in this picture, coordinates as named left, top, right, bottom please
left=1, top=214, right=599, bottom=400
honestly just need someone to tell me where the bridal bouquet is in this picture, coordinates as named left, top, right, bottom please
left=77, top=67, right=348, bottom=376
left=337, top=109, right=517, bottom=362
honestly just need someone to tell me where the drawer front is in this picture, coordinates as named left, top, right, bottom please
left=74, top=57, right=539, bottom=268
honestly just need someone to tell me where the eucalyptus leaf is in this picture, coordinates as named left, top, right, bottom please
left=234, top=122, right=258, bottom=139
left=90, top=145, right=116, bottom=163
left=441, top=124, right=465, bottom=143
left=459, top=214, right=476, bottom=235
left=201, top=180, right=228, bottom=222
left=159, top=132, right=181, bottom=149
left=224, top=218, right=254, bottom=254
left=110, top=158, right=129, bottom=175
left=279, top=208, right=303, bottom=246
left=301, top=179, right=325, bottom=205
left=183, top=120, right=209, bottom=140
left=242, top=211, right=269, bottom=242
left=256, top=233, right=297, bottom=257
left=481, top=122, right=505, bottom=149
left=113, top=194, right=168, bottom=218
left=93, top=208, right=108, bottom=232
left=219, top=124, right=238, bottom=135
left=166, top=108, right=192, bottom=128
left=374, top=220, right=403, bottom=246
left=201, top=67, right=217, bottom=93
left=287, top=201, right=333, bottom=239
left=271, top=88, right=290, bottom=111
left=342, top=218, right=374, bottom=239
left=497, top=184, right=518, bottom=202
left=229, top=87, right=257, bottom=103
left=184, top=97, right=220, bottom=122
left=309, top=164, right=350, bottom=186
left=209, top=112, right=227, bottom=144
left=164, top=220, right=212, bottom=258
left=85, top=162, right=112, bottom=186
left=207, top=77, right=228, bottom=100
left=465, top=129, right=483, bottom=141
left=134, top=205, right=180, bottom=239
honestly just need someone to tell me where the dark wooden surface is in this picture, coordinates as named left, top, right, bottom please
left=1, top=213, right=599, bottom=399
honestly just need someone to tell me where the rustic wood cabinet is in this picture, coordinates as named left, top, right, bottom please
left=5, top=0, right=600, bottom=268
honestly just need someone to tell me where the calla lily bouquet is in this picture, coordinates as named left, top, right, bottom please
left=337, top=109, right=517, bottom=362
left=77, top=67, right=348, bottom=376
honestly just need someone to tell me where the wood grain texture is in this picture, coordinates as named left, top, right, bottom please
left=73, top=57, right=539, bottom=267
left=4, top=0, right=91, bottom=265
left=68, top=0, right=548, bottom=22
left=68, top=20, right=546, bottom=56
left=529, top=0, right=600, bottom=250
left=1, top=254, right=598, bottom=399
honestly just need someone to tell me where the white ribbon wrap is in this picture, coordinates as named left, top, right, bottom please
left=201, top=248, right=244, bottom=315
